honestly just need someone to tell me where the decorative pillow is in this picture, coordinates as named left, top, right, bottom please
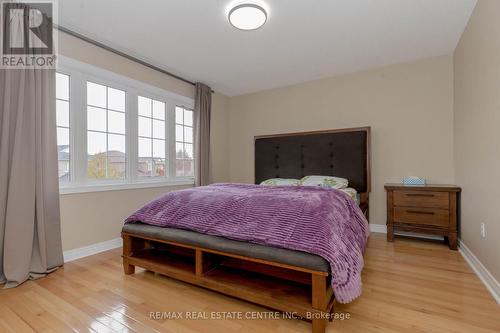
left=260, top=178, right=300, bottom=186
left=299, top=175, right=348, bottom=189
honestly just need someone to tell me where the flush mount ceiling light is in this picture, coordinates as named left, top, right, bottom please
left=228, top=3, right=267, bottom=31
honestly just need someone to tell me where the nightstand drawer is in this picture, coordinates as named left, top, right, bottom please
left=393, top=190, right=449, bottom=209
left=393, top=207, right=449, bottom=227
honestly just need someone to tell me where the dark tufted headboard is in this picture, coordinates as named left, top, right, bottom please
left=254, top=127, right=371, bottom=193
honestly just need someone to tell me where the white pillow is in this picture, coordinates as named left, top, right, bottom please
left=300, top=175, right=348, bottom=189
left=260, top=178, right=300, bottom=186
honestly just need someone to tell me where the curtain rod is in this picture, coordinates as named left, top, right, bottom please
left=56, top=25, right=213, bottom=92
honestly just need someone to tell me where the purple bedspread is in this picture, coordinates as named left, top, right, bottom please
left=125, top=183, right=369, bottom=303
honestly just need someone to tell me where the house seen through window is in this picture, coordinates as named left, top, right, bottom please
left=86, top=81, right=126, bottom=180
left=56, top=73, right=70, bottom=183
left=55, top=61, right=195, bottom=192
left=175, top=106, right=194, bottom=177
left=138, top=96, right=166, bottom=177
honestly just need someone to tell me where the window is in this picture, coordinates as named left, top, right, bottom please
left=138, top=96, right=166, bottom=177
left=56, top=57, right=194, bottom=193
left=175, top=106, right=194, bottom=177
left=86, top=82, right=127, bottom=180
left=56, top=72, right=70, bottom=183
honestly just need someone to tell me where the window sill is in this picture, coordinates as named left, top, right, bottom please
left=59, top=178, right=195, bottom=195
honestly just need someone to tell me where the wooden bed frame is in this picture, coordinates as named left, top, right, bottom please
left=122, top=127, right=371, bottom=333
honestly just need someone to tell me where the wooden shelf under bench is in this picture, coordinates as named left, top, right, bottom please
left=122, top=232, right=334, bottom=333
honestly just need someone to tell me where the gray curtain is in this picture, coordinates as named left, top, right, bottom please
left=0, top=4, right=63, bottom=287
left=194, top=83, right=212, bottom=186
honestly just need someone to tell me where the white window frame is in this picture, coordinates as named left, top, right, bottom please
left=55, top=72, right=72, bottom=183
left=57, top=56, right=195, bottom=195
left=174, top=105, right=195, bottom=177
left=85, top=78, right=128, bottom=183
left=136, top=93, right=169, bottom=180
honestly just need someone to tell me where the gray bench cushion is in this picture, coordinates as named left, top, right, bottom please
left=122, top=223, right=330, bottom=273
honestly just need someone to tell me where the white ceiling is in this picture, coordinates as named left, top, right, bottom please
left=59, top=0, right=477, bottom=96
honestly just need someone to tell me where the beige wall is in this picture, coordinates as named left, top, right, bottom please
left=59, top=31, right=195, bottom=99
left=228, top=55, right=455, bottom=226
left=58, top=31, right=230, bottom=251
left=210, top=92, right=230, bottom=183
left=454, top=0, right=500, bottom=279
left=60, top=185, right=190, bottom=251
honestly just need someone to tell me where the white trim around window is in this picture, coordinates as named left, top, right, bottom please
left=57, top=56, right=195, bottom=195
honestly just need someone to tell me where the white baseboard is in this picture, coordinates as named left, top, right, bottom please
left=369, top=224, right=443, bottom=240
left=394, top=231, right=444, bottom=241
left=369, top=224, right=387, bottom=233
left=458, top=240, right=500, bottom=304
left=63, top=237, right=122, bottom=263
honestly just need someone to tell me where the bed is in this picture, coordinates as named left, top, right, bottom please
left=121, top=127, right=371, bottom=333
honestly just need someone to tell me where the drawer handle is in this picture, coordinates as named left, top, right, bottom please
left=406, top=210, right=435, bottom=215
left=405, top=193, right=435, bottom=197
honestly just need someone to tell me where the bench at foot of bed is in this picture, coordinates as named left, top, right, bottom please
left=122, top=230, right=335, bottom=333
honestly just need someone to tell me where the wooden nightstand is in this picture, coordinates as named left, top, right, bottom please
left=385, top=184, right=461, bottom=250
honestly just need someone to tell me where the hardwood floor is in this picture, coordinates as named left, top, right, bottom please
left=0, top=233, right=498, bottom=333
